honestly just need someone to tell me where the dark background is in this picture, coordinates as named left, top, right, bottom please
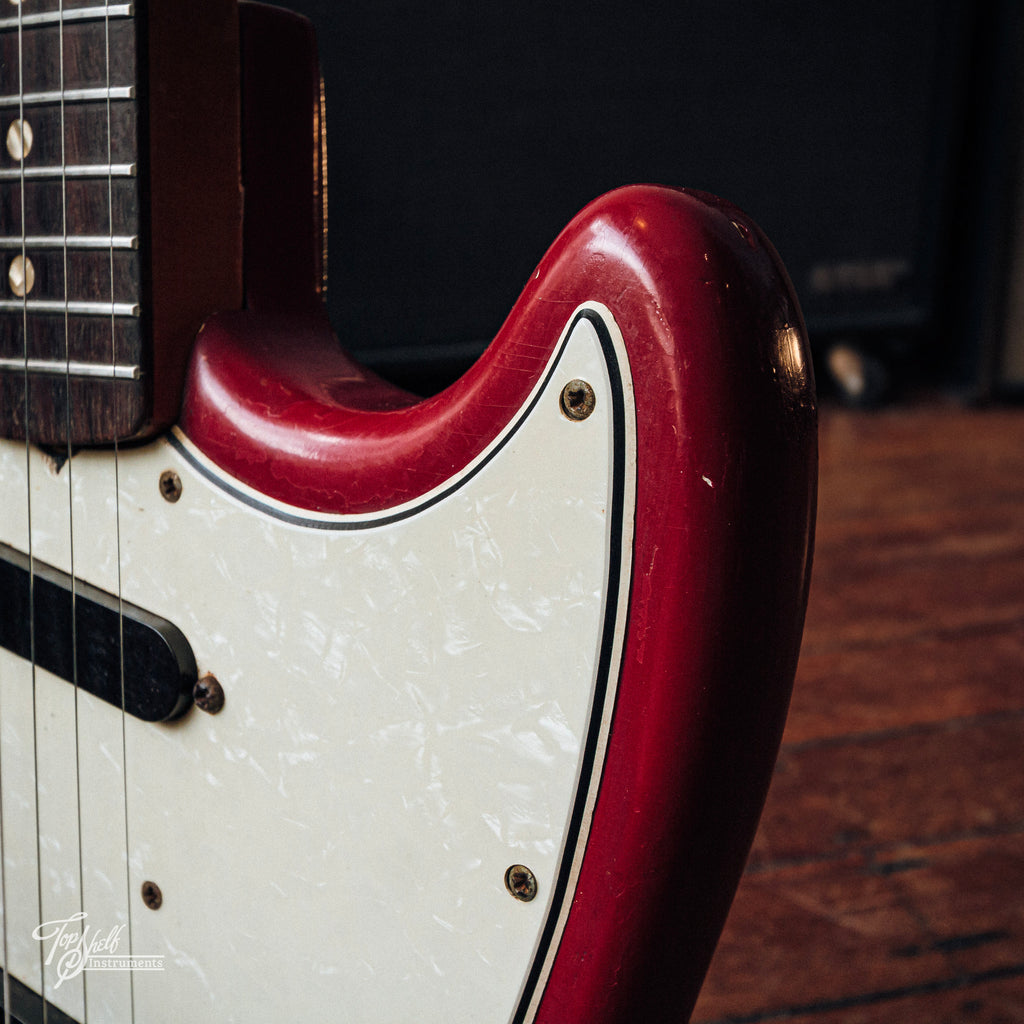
left=281, top=0, right=1020, bottom=399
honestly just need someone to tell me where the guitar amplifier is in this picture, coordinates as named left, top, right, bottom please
left=971, top=0, right=1024, bottom=397
left=285, top=0, right=979, bottom=396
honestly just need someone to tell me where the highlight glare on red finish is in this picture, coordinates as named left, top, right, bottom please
left=183, top=180, right=817, bottom=1021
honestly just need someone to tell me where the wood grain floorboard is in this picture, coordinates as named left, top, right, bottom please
left=691, top=402, right=1024, bottom=1024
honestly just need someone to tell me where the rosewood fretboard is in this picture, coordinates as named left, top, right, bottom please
left=0, top=0, right=243, bottom=445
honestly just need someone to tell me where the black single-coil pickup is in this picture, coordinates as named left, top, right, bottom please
left=0, top=542, right=196, bottom=722
left=0, top=966, right=82, bottom=1024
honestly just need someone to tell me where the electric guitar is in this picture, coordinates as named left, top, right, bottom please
left=0, top=3, right=817, bottom=1022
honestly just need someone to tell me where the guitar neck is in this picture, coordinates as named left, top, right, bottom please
left=0, top=0, right=243, bottom=446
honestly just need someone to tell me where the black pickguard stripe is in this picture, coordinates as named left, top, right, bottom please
left=510, top=309, right=630, bottom=1023
left=168, top=315, right=582, bottom=530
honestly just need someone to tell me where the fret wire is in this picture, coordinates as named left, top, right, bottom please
left=0, top=163, right=136, bottom=180
left=0, top=299, right=140, bottom=317
left=0, top=5, right=134, bottom=31
left=0, top=86, right=135, bottom=109
left=0, top=356, right=140, bottom=380
left=0, top=235, right=138, bottom=249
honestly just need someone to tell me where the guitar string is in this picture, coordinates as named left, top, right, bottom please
left=25, top=3, right=47, bottom=1020
left=105, top=4, right=137, bottom=1019
left=18, top=1, right=47, bottom=1020
left=0, top=9, right=27, bottom=1024
left=59, top=0, right=92, bottom=1019
left=1, top=9, right=136, bottom=1020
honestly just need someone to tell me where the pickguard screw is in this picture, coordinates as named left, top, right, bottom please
left=560, top=379, right=595, bottom=421
left=505, top=864, right=538, bottom=902
left=159, top=470, right=182, bottom=503
left=193, top=673, right=225, bottom=715
left=141, top=881, right=163, bottom=910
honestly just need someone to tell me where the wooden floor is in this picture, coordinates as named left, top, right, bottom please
left=691, top=401, right=1024, bottom=1024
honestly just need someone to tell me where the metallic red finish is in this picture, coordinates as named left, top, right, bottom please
left=525, top=192, right=817, bottom=1024
left=183, top=180, right=816, bottom=1020
left=183, top=186, right=813, bottom=512
left=183, top=22, right=816, bottom=1011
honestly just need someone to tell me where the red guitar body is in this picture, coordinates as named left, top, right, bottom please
left=184, top=7, right=817, bottom=1020
left=0, top=4, right=814, bottom=1022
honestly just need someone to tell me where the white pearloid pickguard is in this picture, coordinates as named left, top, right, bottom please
left=0, top=306, right=634, bottom=1023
